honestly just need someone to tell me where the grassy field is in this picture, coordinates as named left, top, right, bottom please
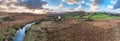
left=72, top=12, right=120, bottom=20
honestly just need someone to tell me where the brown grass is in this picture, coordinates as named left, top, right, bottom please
left=0, top=12, right=47, bottom=41
left=25, top=19, right=120, bottom=41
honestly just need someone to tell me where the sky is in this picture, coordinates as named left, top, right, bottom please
left=0, top=0, right=120, bottom=13
left=41, top=0, right=120, bottom=13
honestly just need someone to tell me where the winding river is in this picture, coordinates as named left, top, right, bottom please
left=13, top=22, right=36, bottom=41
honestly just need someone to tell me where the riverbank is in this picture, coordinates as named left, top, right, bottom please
left=0, top=12, right=47, bottom=41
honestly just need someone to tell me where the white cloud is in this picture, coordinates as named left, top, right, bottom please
left=86, top=3, right=99, bottom=12
left=74, top=5, right=83, bottom=11
left=111, top=1, right=116, bottom=4
left=43, top=3, right=77, bottom=12
left=108, top=5, right=114, bottom=10
left=62, top=0, right=65, bottom=2
left=109, top=0, right=117, bottom=10
left=90, top=4, right=100, bottom=12
left=87, top=0, right=104, bottom=12
left=63, top=0, right=85, bottom=5
left=0, top=0, right=48, bottom=13
left=66, top=0, right=79, bottom=5
left=42, top=3, right=65, bottom=12
left=58, top=4, right=63, bottom=8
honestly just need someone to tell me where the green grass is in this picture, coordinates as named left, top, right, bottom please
left=0, top=28, right=16, bottom=41
left=90, top=14, right=120, bottom=19
left=72, top=16, right=81, bottom=19
left=72, top=13, right=120, bottom=20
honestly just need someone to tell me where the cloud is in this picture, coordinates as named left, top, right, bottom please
left=0, top=0, right=3, bottom=4
left=42, top=3, right=75, bottom=12
left=108, top=5, right=114, bottom=10
left=113, top=0, right=120, bottom=9
left=66, top=0, right=79, bottom=4
left=62, top=0, right=66, bottom=2
left=58, top=4, right=63, bottom=8
left=0, top=0, right=17, bottom=5
left=88, top=0, right=104, bottom=11
left=90, top=0, right=103, bottom=5
left=89, top=4, right=99, bottom=11
left=63, top=0, right=85, bottom=5
left=0, top=0, right=18, bottom=10
left=0, top=0, right=47, bottom=13
left=42, top=3, right=64, bottom=12
left=18, top=0, right=47, bottom=9
left=74, top=5, right=83, bottom=11
left=0, top=0, right=47, bottom=9
left=111, top=0, right=117, bottom=5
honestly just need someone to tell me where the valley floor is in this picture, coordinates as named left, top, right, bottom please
left=25, top=19, right=120, bottom=41
left=0, top=12, right=120, bottom=41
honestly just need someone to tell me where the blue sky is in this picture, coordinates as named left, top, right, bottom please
left=0, top=0, right=119, bottom=13
left=41, top=0, right=120, bottom=13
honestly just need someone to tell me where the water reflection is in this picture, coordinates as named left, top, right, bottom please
left=13, top=22, right=35, bottom=41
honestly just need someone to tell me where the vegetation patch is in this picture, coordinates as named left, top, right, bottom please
left=72, top=12, right=120, bottom=20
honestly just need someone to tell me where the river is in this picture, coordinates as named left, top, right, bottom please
left=13, top=22, right=36, bottom=41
